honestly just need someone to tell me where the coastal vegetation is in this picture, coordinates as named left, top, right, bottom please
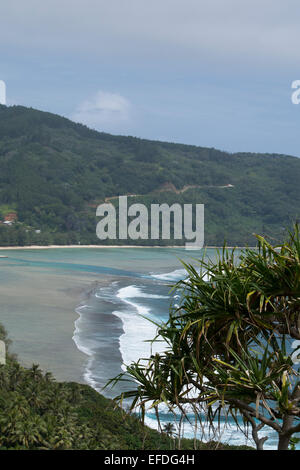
left=0, top=104, right=299, bottom=246
left=109, top=226, right=300, bottom=450
left=0, top=325, right=251, bottom=450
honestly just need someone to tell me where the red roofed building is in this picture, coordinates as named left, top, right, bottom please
left=4, top=212, right=17, bottom=223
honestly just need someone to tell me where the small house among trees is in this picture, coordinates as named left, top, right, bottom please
left=4, top=212, right=17, bottom=223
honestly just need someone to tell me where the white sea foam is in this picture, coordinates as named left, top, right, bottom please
left=143, top=408, right=279, bottom=449
left=73, top=305, right=100, bottom=390
left=113, top=285, right=168, bottom=370
left=150, top=268, right=188, bottom=281
left=151, top=267, right=209, bottom=283
left=143, top=413, right=245, bottom=445
left=117, top=285, right=168, bottom=300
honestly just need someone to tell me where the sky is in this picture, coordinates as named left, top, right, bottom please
left=1, top=0, right=300, bottom=156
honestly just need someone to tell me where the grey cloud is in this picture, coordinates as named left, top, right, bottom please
left=1, top=1, right=300, bottom=66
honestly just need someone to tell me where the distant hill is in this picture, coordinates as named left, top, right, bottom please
left=0, top=104, right=299, bottom=246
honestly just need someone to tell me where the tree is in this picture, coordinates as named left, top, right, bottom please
left=162, top=422, right=176, bottom=449
left=109, top=226, right=300, bottom=450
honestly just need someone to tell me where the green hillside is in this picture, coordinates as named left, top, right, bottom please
left=0, top=104, right=299, bottom=246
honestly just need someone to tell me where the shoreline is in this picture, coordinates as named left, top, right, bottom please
left=0, top=244, right=256, bottom=250
left=72, top=276, right=125, bottom=393
left=0, top=264, right=106, bottom=384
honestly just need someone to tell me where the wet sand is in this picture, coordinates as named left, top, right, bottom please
left=0, top=263, right=115, bottom=383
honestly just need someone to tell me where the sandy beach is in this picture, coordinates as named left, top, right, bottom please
left=0, top=244, right=186, bottom=249
left=0, top=244, right=253, bottom=250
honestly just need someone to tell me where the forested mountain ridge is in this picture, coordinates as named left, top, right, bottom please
left=0, top=104, right=299, bottom=246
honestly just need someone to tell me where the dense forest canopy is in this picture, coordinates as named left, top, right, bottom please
left=0, top=104, right=299, bottom=246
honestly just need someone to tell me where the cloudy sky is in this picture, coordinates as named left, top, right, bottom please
left=1, top=0, right=300, bottom=156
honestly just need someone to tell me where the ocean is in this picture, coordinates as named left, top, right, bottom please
left=0, top=247, right=297, bottom=449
